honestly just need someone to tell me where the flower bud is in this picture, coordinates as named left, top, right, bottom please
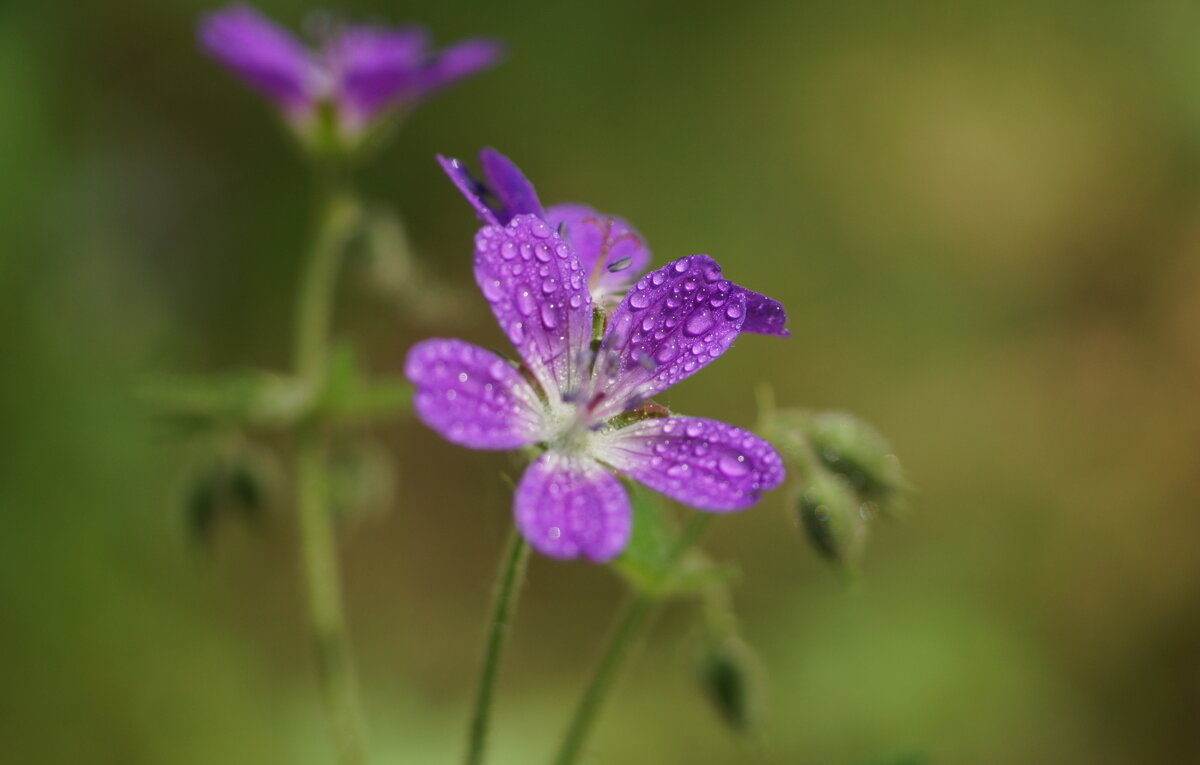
left=803, top=411, right=908, bottom=516
left=795, top=468, right=868, bottom=567
left=183, top=443, right=282, bottom=546
left=697, top=636, right=762, bottom=733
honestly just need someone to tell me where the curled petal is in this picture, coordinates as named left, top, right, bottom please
left=545, top=203, right=650, bottom=305
left=514, top=452, right=631, bottom=561
left=326, top=24, right=429, bottom=124
left=474, top=215, right=592, bottom=402
left=735, top=287, right=789, bottom=337
left=595, top=417, right=785, bottom=511
left=438, top=149, right=541, bottom=226
left=438, top=154, right=499, bottom=225
left=198, top=4, right=317, bottom=116
left=591, top=255, right=746, bottom=420
left=405, top=339, right=546, bottom=449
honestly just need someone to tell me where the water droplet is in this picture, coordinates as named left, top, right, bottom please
left=725, top=304, right=743, bottom=320
left=673, top=259, right=689, bottom=273
left=556, top=243, right=572, bottom=259
left=539, top=302, right=559, bottom=329
left=685, top=421, right=703, bottom=438
left=684, top=311, right=714, bottom=336
left=482, top=279, right=503, bottom=300
left=569, top=294, right=584, bottom=308
left=510, top=322, right=525, bottom=343
left=629, top=291, right=650, bottom=310
left=541, top=277, right=558, bottom=294
left=719, top=453, right=749, bottom=477
left=500, top=241, right=517, bottom=260
left=530, top=219, right=552, bottom=238
left=446, top=389, right=458, bottom=401
left=548, top=526, right=562, bottom=539
left=683, top=278, right=699, bottom=291
left=607, top=256, right=633, bottom=272
left=458, top=372, right=468, bottom=383
left=516, top=288, right=536, bottom=316
left=651, top=271, right=667, bottom=286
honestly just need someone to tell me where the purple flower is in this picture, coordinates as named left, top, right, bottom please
left=405, top=214, right=787, bottom=562
left=437, top=149, right=789, bottom=336
left=199, top=5, right=501, bottom=137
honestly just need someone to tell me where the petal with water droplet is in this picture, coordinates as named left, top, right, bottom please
left=405, top=338, right=546, bottom=449
left=593, top=417, right=785, bottom=511
left=514, top=452, right=631, bottom=562
left=474, top=215, right=592, bottom=400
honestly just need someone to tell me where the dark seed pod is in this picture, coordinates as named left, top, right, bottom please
left=697, top=636, right=761, bottom=733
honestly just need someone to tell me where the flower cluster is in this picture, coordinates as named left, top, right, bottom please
left=406, top=153, right=789, bottom=561
left=199, top=4, right=501, bottom=147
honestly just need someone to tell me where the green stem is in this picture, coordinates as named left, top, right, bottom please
left=293, top=181, right=367, bottom=765
left=464, top=528, right=531, bottom=765
left=552, top=514, right=714, bottom=765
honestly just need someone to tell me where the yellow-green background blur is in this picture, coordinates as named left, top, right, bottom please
left=4, top=0, right=1199, bottom=763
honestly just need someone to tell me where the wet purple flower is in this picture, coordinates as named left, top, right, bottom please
left=437, top=149, right=789, bottom=336
left=405, top=215, right=787, bottom=562
left=199, top=5, right=501, bottom=139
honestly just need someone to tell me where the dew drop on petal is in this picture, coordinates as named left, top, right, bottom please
left=684, top=311, right=715, bottom=336
left=516, top=288, right=536, bottom=316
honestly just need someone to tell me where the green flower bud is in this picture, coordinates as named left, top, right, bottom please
left=805, top=411, right=908, bottom=516
left=183, top=443, right=282, bottom=546
left=697, top=636, right=762, bottom=733
left=795, top=468, right=868, bottom=568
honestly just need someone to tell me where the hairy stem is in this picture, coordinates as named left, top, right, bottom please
left=293, top=183, right=367, bottom=765
left=552, top=514, right=714, bottom=765
left=463, top=528, right=531, bottom=765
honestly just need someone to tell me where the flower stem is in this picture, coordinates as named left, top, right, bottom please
left=293, top=181, right=367, bottom=765
left=464, top=528, right=531, bottom=765
left=551, top=514, right=714, bottom=765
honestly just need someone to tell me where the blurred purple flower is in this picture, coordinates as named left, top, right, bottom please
left=405, top=215, right=787, bottom=562
left=438, top=149, right=789, bottom=336
left=198, top=4, right=501, bottom=136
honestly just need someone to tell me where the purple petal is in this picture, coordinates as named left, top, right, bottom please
left=735, top=287, right=789, bottom=337
left=545, top=203, right=651, bottom=305
left=405, top=338, right=546, bottom=449
left=438, top=154, right=500, bottom=225
left=514, top=452, right=631, bottom=561
left=590, top=255, right=747, bottom=420
left=480, top=148, right=544, bottom=221
left=438, top=149, right=542, bottom=226
left=326, top=24, right=430, bottom=125
left=595, top=417, right=785, bottom=511
left=419, top=38, right=504, bottom=94
left=474, top=215, right=593, bottom=402
left=198, top=4, right=317, bottom=116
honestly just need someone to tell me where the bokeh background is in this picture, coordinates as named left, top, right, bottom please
left=4, top=0, right=1200, bottom=762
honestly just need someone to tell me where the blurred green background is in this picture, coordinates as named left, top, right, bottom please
left=4, top=0, right=1200, bottom=762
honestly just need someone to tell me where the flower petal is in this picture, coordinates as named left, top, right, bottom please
left=735, top=287, right=789, bottom=337
left=326, top=24, right=429, bottom=124
left=479, top=148, right=543, bottom=221
left=198, top=4, right=317, bottom=116
left=545, top=203, right=650, bottom=305
left=438, top=149, right=541, bottom=226
left=474, top=214, right=592, bottom=402
left=419, top=39, right=504, bottom=94
left=594, top=417, right=785, bottom=511
left=405, top=338, right=546, bottom=449
left=590, top=255, right=747, bottom=420
left=438, top=154, right=500, bottom=225
left=514, top=452, right=631, bottom=561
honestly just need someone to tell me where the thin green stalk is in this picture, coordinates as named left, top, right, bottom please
left=552, top=514, right=714, bottom=765
left=464, top=529, right=531, bottom=765
left=293, top=181, right=367, bottom=765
